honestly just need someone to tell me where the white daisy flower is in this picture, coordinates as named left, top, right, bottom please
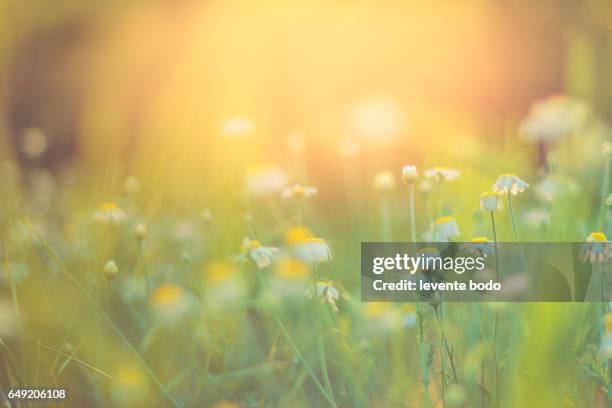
left=93, top=202, right=127, bottom=225
left=149, top=284, right=195, bottom=323
left=581, top=232, right=612, bottom=263
left=285, top=225, right=332, bottom=263
left=305, top=279, right=341, bottom=312
left=281, top=184, right=318, bottom=199
left=232, top=237, right=279, bottom=269
left=424, top=167, right=460, bottom=181
left=374, top=171, right=396, bottom=193
left=493, top=174, right=529, bottom=195
left=434, top=216, right=460, bottom=241
left=460, top=237, right=496, bottom=256
left=245, top=165, right=288, bottom=195
left=519, top=95, right=590, bottom=142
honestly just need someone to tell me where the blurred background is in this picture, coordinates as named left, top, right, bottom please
left=2, top=1, right=612, bottom=407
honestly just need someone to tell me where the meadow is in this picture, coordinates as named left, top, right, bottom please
left=1, top=93, right=612, bottom=407
left=3, top=1, right=612, bottom=407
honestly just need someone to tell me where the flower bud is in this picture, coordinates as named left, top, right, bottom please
left=401, top=165, right=418, bottom=184
left=103, top=260, right=118, bottom=280
left=134, top=223, right=148, bottom=240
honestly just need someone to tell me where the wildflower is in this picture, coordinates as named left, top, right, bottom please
left=581, top=232, right=612, bottom=263
left=424, top=167, right=460, bottom=181
left=480, top=192, right=501, bottom=212
left=204, top=262, right=247, bottom=311
left=103, top=260, right=119, bottom=280
left=306, top=279, right=341, bottom=311
left=401, top=303, right=417, bottom=327
left=401, top=165, right=418, bottom=184
left=493, top=174, right=529, bottom=195
left=281, top=184, right=318, bottom=199
left=271, top=256, right=310, bottom=295
left=362, top=302, right=402, bottom=332
left=134, top=223, right=148, bottom=240
left=150, top=284, right=193, bottom=322
left=374, top=171, right=396, bottom=193
left=434, top=216, right=460, bottom=241
left=232, top=237, right=279, bottom=268
left=245, top=165, right=288, bottom=195
left=123, top=176, right=140, bottom=195
left=94, top=202, right=127, bottom=225
left=460, top=237, right=496, bottom=256
left=21, top=127, right=47, bottom=159
left=286, top=225, right=331, bottom=263
left=110, top=365, right=149, bottom=407
left=222, top=116, right=254, bottom=137
left=519, top=95, right=590, bottom=142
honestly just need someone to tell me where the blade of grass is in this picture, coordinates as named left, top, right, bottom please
left=24, top=218, right=181, bottom=408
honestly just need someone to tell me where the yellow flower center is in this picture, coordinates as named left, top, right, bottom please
left=435, top=216, right=455, bottom=225
left=285, top=225, right=314, bottom=244
left=590, top=232, right=608, bottom=242
left=151, top=285, right=183, bottom=307
left=241, top=239, right=262, bottom=252
left=100, top=202, right=119, bottom=211
left=363, top=302, right=391, bottom=318
left=206, top=262, right=236, bottom=283
left=274, top=258, right=309, bottom=280
left=471, top=237, right=489, bottom=243
left=480, top=192, right=499, bottom=198
left=115, top=366, right=147, bottom=387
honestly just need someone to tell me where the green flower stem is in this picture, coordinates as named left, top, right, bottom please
left=138, top=240, right=151, bottom=295
left=507, top=195, right=527, bottom=271
left=409, top=184, right=417, bottom=250
left=257, top=270, right=337, bottom=407
left=597, top=152, right=611, bottom=230
left=26, top=219, right=181, bottom=408
left=312, top=263, right=337, bottom=406
left=490, top=212, right=501, bottom=281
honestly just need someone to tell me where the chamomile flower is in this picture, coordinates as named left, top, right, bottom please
left=424, top=167, right=460, bottom=181
left=493, top=175, right=529, bottom=195
left=305, top=279, right=341, bottom=312
left=581, top=232, right=612, bottom=263
left=110, top=365, right=150, bottom=408
left=285, top=225, right=332, bottom=263
left=434, top=216, right=460, bottom=241
left=480, top=192, right=501, bottom=212
left=460, top=237, right=496, bottom=256
left=93, top=202, right=127, bottom=225
left=281, top=184, right=318, bottom=199
left=204, top=262, right=247, bottom=311
left=231, top=237, right=279, bottom=269
left=374, top=171, right=396, bottom=193
left=401, top=303, right=417, bottom=327
left=401, top=165, right=418, bottom=184
left=149, top=284, right=194, bottom=322
left=362, top=302, right=402, bottom=332
left=245, top=165, right=288, bottom=195
left=134, top=223, right=148, bottom=240
left=519, top=95, right=590, bottom=142
left=270, top=255, right=310, bottom=296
